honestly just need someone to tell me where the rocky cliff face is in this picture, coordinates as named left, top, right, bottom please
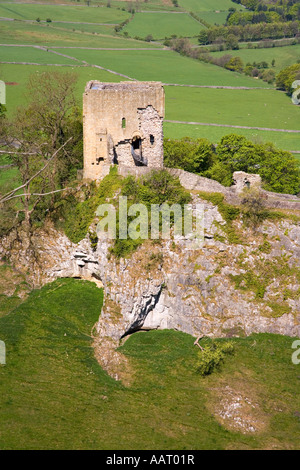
left=2, top=193, right=300, bottom=352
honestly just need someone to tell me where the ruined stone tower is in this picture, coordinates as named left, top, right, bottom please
left=83, top=81, right=165, bottom=180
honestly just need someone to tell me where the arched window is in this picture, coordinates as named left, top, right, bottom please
left=150, top=134, right=155, bottom=145
left=122, top=117, right=126, bottom=129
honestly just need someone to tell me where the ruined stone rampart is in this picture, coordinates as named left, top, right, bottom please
left=117, top=165, right=300, bottom=211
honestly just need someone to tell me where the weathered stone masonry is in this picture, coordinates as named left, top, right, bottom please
left=83, top=81, right=164, bottom=180
left=82, top=80, right=300, bottom=212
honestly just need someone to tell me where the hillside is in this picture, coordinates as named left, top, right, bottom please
left=0, top=166, right=300, bottom=450
left=0, top=277, right=300, bottom=450
left=0, top=0, right=300, bottom=452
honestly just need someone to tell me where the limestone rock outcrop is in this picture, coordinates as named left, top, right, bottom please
left=1, top=193, right=300, bottom=348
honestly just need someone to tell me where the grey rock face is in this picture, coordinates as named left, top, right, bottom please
left=1, top=195, right=300, bottom=345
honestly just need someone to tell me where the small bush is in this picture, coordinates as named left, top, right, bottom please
left=197, top=341, right=234, bottom=376
left=63, top=166, right=122, bottom=243
left=240, top=186, right=268, bottom=229
left=88, top=230, right=98, bottom=252
left=198, top=192, right=242, bottom=244
left=109, top=170, right=191, bottom=258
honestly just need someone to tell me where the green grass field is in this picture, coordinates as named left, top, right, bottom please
left=1, top=62, right=299, bottom=152
left=52, top=48, right=271, bottom=86
left=198, top=10, right=230, bottom=25
left=209, top=44, right=300, bottom=74
left=164, top=122, right=300, bottom=153
left=122, top=11, right=205, bottom=39
left=0, top=45, right=79, bottom=64
left=0, top=19, right=162, bottom=48
left=178, top=0, right=239, bottom=13
left=165, top=86, right=300, bottom=130
left=108, top=0, right=181, bottom=11
left=48, top=21, right=117, bottom=36
left=0, top=277, right=299, bottom=450
left=0, top=64, right=123, bottom=116
left=0, top=3, right=130, bottom=23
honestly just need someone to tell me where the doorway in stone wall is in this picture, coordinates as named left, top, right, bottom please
left=132, top=136, right=142, bottom=155
left=131, top=135, right=146, bottom=165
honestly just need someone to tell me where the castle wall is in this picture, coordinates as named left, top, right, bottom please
left=138, top=106, right=164, bottom=168
left=117, top=165, right=300, bottom=211
left=83, top=81, right=164, bottom=180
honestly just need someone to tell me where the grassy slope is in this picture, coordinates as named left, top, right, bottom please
left=1, top=64, right=122, bottom=117
left=165, top=86, right=300, bottom=130
left=208, top=44, right=300, bottom=74
left=52, top=48, right=271, bottom=86
left=164, top=86, right=300, bottom=151
left=198, top=10, right=230, bottom=25
left=0, top=20, right=162, bottom=48
left=164, top=121, right=300, bottom=153
left=0, top=3, right=130, bottom=23
left=0, top=278, right=299, bottom=450
left=178, top=0, right=239, bottom=12
left=123, top=12, right=205, bottom=39
left=0, top=262, right=31, bottom=317
left=0, top=45, right=78, bottom=64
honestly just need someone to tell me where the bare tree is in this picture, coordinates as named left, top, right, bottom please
left=0, top=139, right=72, bottom=240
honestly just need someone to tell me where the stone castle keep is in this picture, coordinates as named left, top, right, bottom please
left=83, top=81, right=165, bottom=180
left=82, top=80, right=299, bottom=211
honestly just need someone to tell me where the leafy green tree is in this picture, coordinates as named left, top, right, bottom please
left=215, top=134, right=300, bottom=194
left=0, top=71, right=82, bottom=240
left=224, top=56, right=244, bottom=72
left=197, top=341, right=234, bottom=376
left=216, top=134, right=257, bottom=172
left=163, top=134, right=300, bottom=195
left=240, top=185, right=268, bottom=229
left=198, top=30, right=209, bottom=45
left=16, top=70, right=82, bottom=188
left=253, top=143, right=300, bottom=194
left=276, top=63, right=300, bottom=94
left=204, top=161, right=233, bottom=187
left=122, top=169, right=191, bottom=207
left=163, top=137, right=214, bottom=174
left=145, top=34, right=153, bottom=42
left=259, top=68, right=275, bottom=83
left=225, top=34, right=240, bottom=50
